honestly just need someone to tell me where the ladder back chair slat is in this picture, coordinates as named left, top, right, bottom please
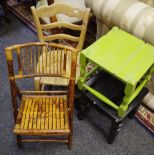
left=43, top=34, right=80, bottom=42
left=41, top=22, right=82, bottom=31
left=36, top=3, right=85, bottom=19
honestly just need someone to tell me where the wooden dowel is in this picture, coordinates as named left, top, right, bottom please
left=60, top=49, right=62, bottom=74
left=60, top=98, right=64, bottom=129
left=57, top=48, right=59, bottom=74
left=14, top=73, right=68, bottom=79
left=56, top=48, right=58, bottom=74
left=24, top=98, right=32, bottom=129
left=53, top=47, right=55, bottom=74
left=41, top=98, right=45, bottom=129
left=33, top=100, right=38, bottom=129
left=38, top=46, right=41, bottom=74
left=45, top=98, right=49, bottom=129
left=56, top=98, right=60, bottom=130
left=64, top=98, right=69, bottom=129
left=28, top=99, right=35, bottom=129
left=53, top=98, right=56, bottom=130
left=42, top=46, right=44, bottom=74
left=63, top=49, right=67, bottom=73
left=15, top=129, right=70, bottom=135
left=20, top=90, right=68, bottom=94
left=49, top=46, right=52, bottom=74
left=34, top=46, right=37, bottom=74
left=45, top=46, right=48, bottom=74
left=19, top=139, right=68, bottom=143
left=21, top=48, right=24, bottom=73
left=30, top=46, right=33, bottom=74
left=37, top=98, right=42, bottom=129
left=23, top=95, right=67, bottom=99
left=27, top=47, right=30, bottom=74
left=17, top=48, right=22, bottom=76
left=49, top=98, right=53, bottom=129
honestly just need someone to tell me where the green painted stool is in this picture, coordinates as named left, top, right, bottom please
left=78, top=27, right=154, bottom=118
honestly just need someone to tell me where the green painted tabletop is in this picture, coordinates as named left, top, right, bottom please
left=82, top=27, right=154, bottom=85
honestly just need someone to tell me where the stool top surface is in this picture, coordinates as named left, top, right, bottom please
left=82, top=27, right=154, bottom=85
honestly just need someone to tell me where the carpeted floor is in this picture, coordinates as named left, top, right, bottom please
left=0, top=14, right=154, bottom=155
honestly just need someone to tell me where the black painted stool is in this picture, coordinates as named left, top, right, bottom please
left=76, top=72, right=148, bottom=144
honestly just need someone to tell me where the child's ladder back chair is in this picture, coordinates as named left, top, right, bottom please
left=31, top=3, right=90, bottom=89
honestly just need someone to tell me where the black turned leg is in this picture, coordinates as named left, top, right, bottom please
left=31, top=0, right=37, bottom=6
left=76, top=100, right=91, bottom=120
left=107, top=120, right=123, bottom=144
left=75, top=92, right=91, bottom=120
left=16, top=135, right=23, bottom=148
left=1, top=0, right=10, bottom=22
left=128, top=104, right=140, bottom=119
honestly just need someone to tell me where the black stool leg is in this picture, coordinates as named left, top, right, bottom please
left=107, top=120, right=123, bottom=144
left=16, top=135, right=23, bottom=148
left=77, top=101, right=91, bottom=120
left=1, top=0, right=10, bottom=22
left=31, top=0, right=37, bottom=6
left=75, top=93, right=91, bottom=120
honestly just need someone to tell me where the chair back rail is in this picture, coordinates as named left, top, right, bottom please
left=6, top=42, right=77, bottom=79
left=37, top=3, right=85, bottom=18
left=31, top=3, right=90, bottom=50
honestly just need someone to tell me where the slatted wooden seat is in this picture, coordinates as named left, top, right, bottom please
left=31, top=3, right=90, bottom=89
left=14, top=96, right=70, bottom=135
left=6, top=42, right=78, bottom=149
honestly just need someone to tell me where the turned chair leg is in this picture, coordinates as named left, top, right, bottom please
left=67, top=134, right=72, bottom=150
left=75, top=93, right=91, bottom=120
left=1, top=0, right=10, bottom=22
left=107, top=120, right=124, bottom=144
left=76, top=101, right=91, bottom=120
